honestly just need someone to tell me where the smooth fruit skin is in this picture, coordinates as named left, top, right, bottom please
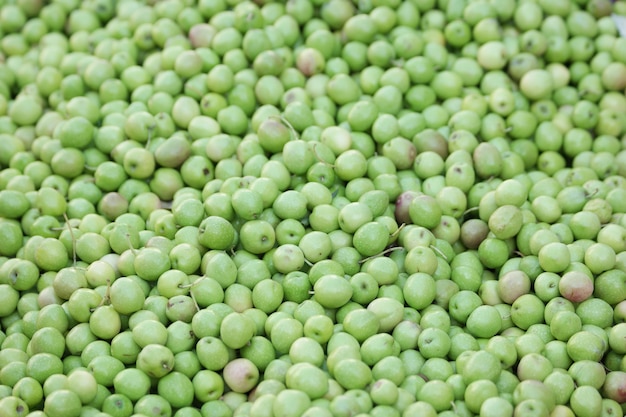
left=4, top=2, right=626, bottom=417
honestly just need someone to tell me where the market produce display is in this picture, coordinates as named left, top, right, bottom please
left=1, top=0, right=626, bottom=416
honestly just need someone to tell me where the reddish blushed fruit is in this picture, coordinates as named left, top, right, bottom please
left=559, top=271, right=594, bottom=303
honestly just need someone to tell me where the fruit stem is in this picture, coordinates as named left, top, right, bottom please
left=358, top=246, right=404, bottom=263
left=390, top=223, right=406, bottom=239
left=462, top=207, right=479, bottom=218
left=125, top=233, right=138, bottom=255
left=429, top=244, right=448, bottom=261
left=145, top=125, right=155, bottom=149
left=63, top=213, right=78, bottom=267
left=97, top=279, right=112, bottom=307
left=269, top=114, right=299, bottom=141
left=179, top=276, right=204, bottom=312
left=178, top=275, right=205, bottom=289
left=189, top=289, right=201, bottom=312
left=281, top=116, right=299, bottom=141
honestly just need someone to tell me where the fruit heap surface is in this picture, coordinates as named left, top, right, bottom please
left=1, top=0, right=626, bottom=417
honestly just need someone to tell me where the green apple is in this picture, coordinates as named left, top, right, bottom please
left=136, top=343, right=175, bottom=379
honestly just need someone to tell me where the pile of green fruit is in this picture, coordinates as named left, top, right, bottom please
left=1, top=0, right=626, bottom=416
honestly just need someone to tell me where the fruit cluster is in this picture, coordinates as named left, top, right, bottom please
left=0, top=0, right=626, bottom=416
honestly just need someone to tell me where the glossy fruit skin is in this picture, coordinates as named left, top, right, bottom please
left=3, top=2, right=626, bottom=417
